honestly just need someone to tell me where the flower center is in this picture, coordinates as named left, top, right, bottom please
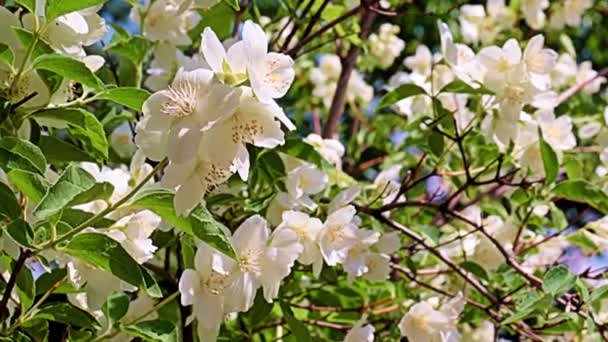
left=231, top=116, right=263, bottom=144
left=239, top=248, right=263, bottom=275
left=161, top=83, right=197, bottom=117
left=204, top=271, right=228, bottom=295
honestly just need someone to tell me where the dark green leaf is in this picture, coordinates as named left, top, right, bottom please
left=32, top=108, right=109, bottom=160
left=38, top=136, right=95, bottom=162
left=5, top=219, right=35, bottom=249
left=120, top=319, right=177, bottom=342
left=103, top=292, right=130, bottom=325
left=0, top=182, right=21, bottom=220
left=13, top=28, right=54, bottom=59
left=377, top=84, right=427, bottom=110
left=279, top=302, right=310, bottom=342
left=63, top=232, right=161, bottom=297
left=131, top=189, right=236, bottom=259
left=35, top=303, right=99, bottom=328
left=106, top=36, right=151, bottom=66
left=539, top=129, right=558, bottom=184
left=32, top=54, right=104, bottom=91
left=439, top=80, right=493, bottom=95
left=428, top=130, right=444, bottom=156
left=552, top=180, right=608, bottom=214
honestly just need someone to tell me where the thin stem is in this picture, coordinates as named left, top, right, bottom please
left=0, top=250, right=31, bottom=317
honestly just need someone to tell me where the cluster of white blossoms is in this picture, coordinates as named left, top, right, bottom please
left=310, top=54, right=373, bottom=108
left=368, top=23, right=406, bottom=69
left=398, top=294, right=465, bottom=342
left=459, top=0, right=515, bottom=45
left=135, top=20, right=296, bottom=214
left=0, top=3, right=107, bottom=108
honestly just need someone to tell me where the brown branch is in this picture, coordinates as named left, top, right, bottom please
left=557, top=67, right=608, bottom=104
left=321, top=4, right=376, bottom=138
left=0, top=249, right=31, bottom=317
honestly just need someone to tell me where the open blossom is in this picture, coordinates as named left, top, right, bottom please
left=404, top=45, right=434, bottom=81
left=145, top=42, right=207, bottom=91
left=577, top=61, right=607, bottom=94
left=304, top=134, right=345, bottom=169
left=276, top=211, right=324, bottom=275
left=368, top=23, right=405, bottom=69
left=106, top=210, right=161, bottom=264
left=459, top=0, right=514, bottom=45
left=551, top=0, right=593, bottom=29
left=318, top=205, right=360, bottom=266
left=286, top=161, right=328, bottom=208
left=470, top=216, right=518, bottom=270
left=132, top=0, right=200, bottom=45
left=399, top=294, right=465, bottom=342
left=344, top=317, right=375, bottom=342
left=521, top=0, right=550, bottom=30
left=343, top=231, right=400, bottom=281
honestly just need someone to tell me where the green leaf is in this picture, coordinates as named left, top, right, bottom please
left=96, top=87, right=151, bottom=111
left=15, top=261, right=35, bottom=312
left=279, top=302, right=310, bottom=342
left=539, top=129, right=558, bottom=184
left=223, top=0, right=239, bottom=10
left=38, top=136, right=95, bottom=162
left=32, top=108, right=109, bottom=160
left=121, top=320, right=178, bottom=342
left=543, top=265, right=576, bottom=297
left=13, top=28, right=54, bottom=59
left=459, top=261, right=489, bottom=281
left=428, top=130, right=444, bottom=156
left=106, top=36, right=151, bottom=66
left=0, top=137, right=46, bottom=174
left=103, top=292, right=130, bottom=325
left=552, top=180, right=608, bottom=214
left=60, top=208, right=115, bottom=228
left=45, top=0, right=106, bottom=21
left=0, top=43, right=14, bottom=66
left=377, top=84, right=427, bottom=110
left=439, top=80, right=493, bottom=95
left=35, top=303, right=99, bottom=328
left=278, top=136, right=325, bottom=169
left=33, top=164, right=99, bottom=219
left=0, top=182, right=21, bottom=220
left=566, top=230, right=598, bottom=254
left=131, top=189, right=237, bottom=259
left=5, top=219, right=35, bottom=249
left=62, top=232, right=161, bottom=297
left=15, top=0, right=36, bottom=13
left=32, top=54, right=104, bottom=91
left=6, top=169, right=49, bottom=203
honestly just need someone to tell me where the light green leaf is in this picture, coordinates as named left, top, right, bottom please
left=552, top=180, right=608, bottom=214
left=45, top=0, right=106, bottom=21
left=106, top=36, right=151, bottom=66
left=32, top=54, right=104, bottom=91
left=566, top=230, right=599, bottom=254
left=378, top=84, right=427, bottom=110
left=223, top=0, right=239, bottom=10
left=0, top=43, right=14, bottom=66
left=103, top=292, right=130, bottom=325
left=539, top=129, right=558, bottom=184
left=0, top=137, right=46, bottom=174
left=543, top=265, right=576, bottom=297
left=34, top=164, right=100, bottom=219
left=35, top=303, right=99, bottom=328
left=6, top=169, right=49, bottom=203
left=13, top=28, right=54, bottom=60
left=131, top=189, right=237, bottom=259
left=15, top=0, right=36, bottom=13
left=439, top=80, right=493, bottom=95
left=32, top=108, right=109, bottom=160
left=62, top=232, right=161, bottom=297
left=96, top=87, right=151, bottom=111
left=121, top=320, right=178, bottom=342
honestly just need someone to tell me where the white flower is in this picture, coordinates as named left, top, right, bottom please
left=276, top=211, right=324, bottom=275
left=311, top=54, right=373, bottom=108
left=404, top=45, right=433, bottom=79
left=368, top=23, right=405, bottom=69
left=344, top=318, right=375, bottom=342
left=200, top=27, right=248, bottom=85
left=576, top=61, right=607, bottom=94
left=224, top=215, right=303, bottom=307
left=328, top=186, right=361, bottom=214
left=106, top=210, right=161, bottom=264
left=133, top=0, right=200, bottom=45
left=242, top=20, right=295, bottom=103
left=25, top=2, right=107, bottom=57
left=179, top=243, right=232, bottom=341
left=470, top=216, right=518, bottom=270
left=110, top=123, right=137, bottom=159
left=523, top=35, right=558, bottom=90
left=551, top=54, right=578, bottom=88
left=437, top=21, right=483, bottom=86
left=458, top=0, right=514, bottom=45
left=266, top=192, right=298, bottom=226
left=399, top=295, right=464, bottom=342
left=304, top=134, right=345, bottom=169
left=286, top=162, right=328, bottom=208
left=537, top=109, right=576, bottom=151
left=318, top=206, right=360, bottom=266
left=563, top=0, right=594, bottom=27
left=521, top=0, right=550, bottom=30
left=579, top=121, right=601, bottom=139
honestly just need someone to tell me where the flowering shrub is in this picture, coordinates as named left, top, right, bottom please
left=1, top=0, right=608, bottom=341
